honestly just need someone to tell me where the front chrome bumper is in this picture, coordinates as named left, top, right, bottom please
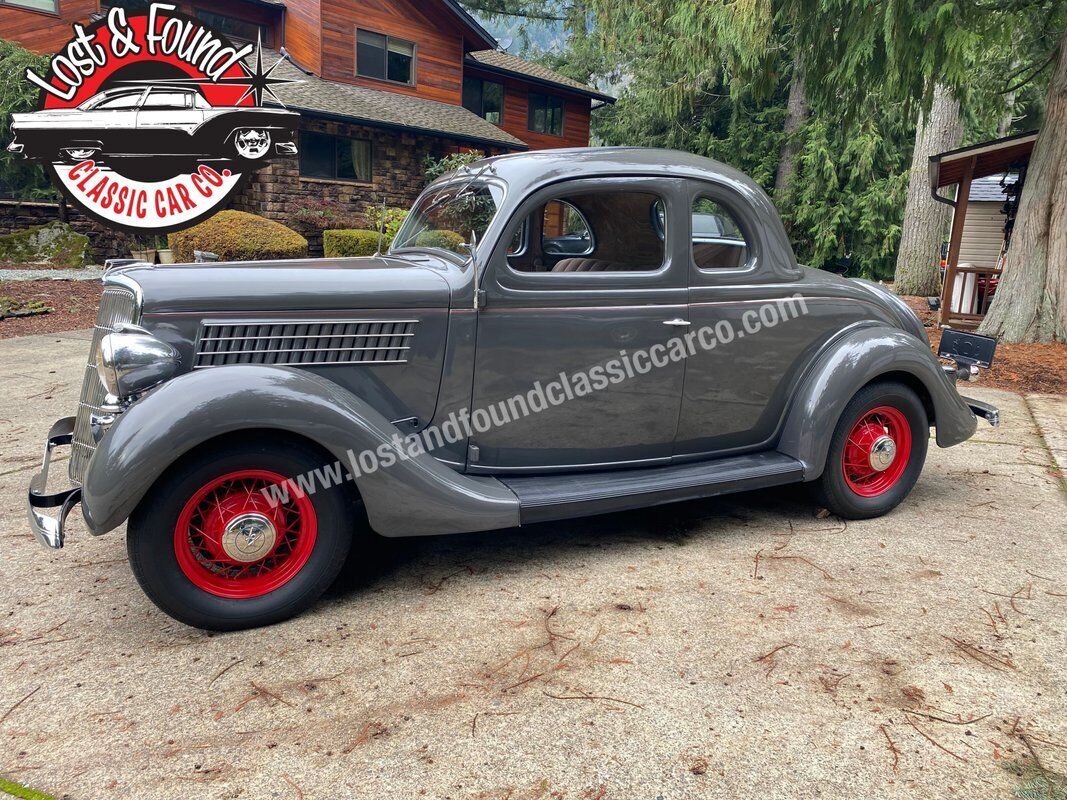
left=27, top=417, right=83, bottom=549
left=963, top=396, right=1000, bottom=427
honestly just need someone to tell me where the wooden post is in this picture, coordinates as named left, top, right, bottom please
left=939, top=155, right=976, bottom=326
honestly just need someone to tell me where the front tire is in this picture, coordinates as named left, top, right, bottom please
left=127, top=438, right=352, bottom=631
left=815, top=381, right=929, bottom=519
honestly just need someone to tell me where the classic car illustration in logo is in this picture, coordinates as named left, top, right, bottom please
left=6, top=4, right=301, bottom=232
left=9, top=84, right=298, bottom=180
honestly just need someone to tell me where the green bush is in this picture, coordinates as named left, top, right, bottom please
left=413, top=229, right=466, bottom=253
left=362, top=206, right=408, bottom=243
left=168, top=210, right=307, bottom=262
left=323, top=229, right=382, bottom=258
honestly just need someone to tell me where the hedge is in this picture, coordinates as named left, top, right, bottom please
left=323, top=227, right=467, bottom=258
left=413, top=229, right=466, bottom=253
left=168, top=210, right=307, bottom=262
left=323, top=229, right=381, bottom=258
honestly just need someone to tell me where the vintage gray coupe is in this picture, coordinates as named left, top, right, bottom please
left=27, top=148, right=998, bottom=630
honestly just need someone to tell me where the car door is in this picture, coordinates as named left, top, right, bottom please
left=675, top=180, right=864, bottom=458
left=468, top=177, right=690, bottom=473
left=136, top=88, right=204, bottom=151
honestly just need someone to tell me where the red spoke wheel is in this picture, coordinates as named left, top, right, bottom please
left=174, top=470, right=318, bottom=599
left=815, top=382, right=928, bottom=520
left=128, top=439, right=353, bottom=631
left=840, top=406, right=911, bottom=497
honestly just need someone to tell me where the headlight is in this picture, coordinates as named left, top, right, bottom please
left=96, top=324, right=180, bottom=400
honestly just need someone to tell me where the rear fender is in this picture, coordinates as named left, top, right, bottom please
left=778, top=325, right=977, bottom=479
left=80, top=366, right=518, bottom=537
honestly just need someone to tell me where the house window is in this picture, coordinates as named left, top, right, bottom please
left=356, top=29, right=416, bottom=85
left=1, top=0, right=58, bottom=12
left=527, top=92, right=564, bottom=136
left=462, top=77, right=503, bottom=125
left=195, top=10, right=271, bottom=45
left=300, top=132, right=373, bottom=183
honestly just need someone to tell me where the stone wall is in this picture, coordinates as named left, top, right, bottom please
left=0, top=200, right=134, bottom=264
left=231, top=117, right=499, bottom=254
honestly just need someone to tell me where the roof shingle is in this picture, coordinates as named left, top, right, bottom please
left=466, top=50, right=614, bottom=102
left=249, top=50, right=527, bottom=150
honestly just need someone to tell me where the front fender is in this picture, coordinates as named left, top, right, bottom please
left=778, top=325, right=977, bottom=479
left=80, top=366, right=519, bottom=537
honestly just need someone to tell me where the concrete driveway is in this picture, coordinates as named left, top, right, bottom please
left=1, top=329, right=1065, bottom=800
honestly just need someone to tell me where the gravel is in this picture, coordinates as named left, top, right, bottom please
left=0, top=268, right=105, bottom=281
left=0, top=331, right=1065, bottom=800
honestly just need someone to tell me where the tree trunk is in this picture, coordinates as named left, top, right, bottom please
left=774, top=60, right=808, bottom=214
left=893, top=83, right=963, bottom=296
left=998, top=64, right=1020, bottom=137
left=978, top=32, right=1067, bottom=343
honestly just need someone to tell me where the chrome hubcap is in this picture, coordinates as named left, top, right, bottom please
left=868, top=435, right=897, bottom=472
left=221, top=512, right=277, bottom=562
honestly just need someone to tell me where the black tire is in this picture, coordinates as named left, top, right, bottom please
left=127, top=438, right=353, bottom=631
left=815, top=381, right=929, bottom=519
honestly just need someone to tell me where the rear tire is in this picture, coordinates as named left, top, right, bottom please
left=128, top=438, right=352, bottom=631
left=815, top=381, right=928, bottom=519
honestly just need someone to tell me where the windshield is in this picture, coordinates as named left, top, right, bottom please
left=390, top=180, right=502, bottom=256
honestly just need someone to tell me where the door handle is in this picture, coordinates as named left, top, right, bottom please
left=663, top=318, right=691, bottom=327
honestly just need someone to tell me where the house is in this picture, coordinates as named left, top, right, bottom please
left=929, top=130, right=1036, bottom=328
left=955, top=174, right=1018, bottom=270
left=1, top=0, right=614, bottom=233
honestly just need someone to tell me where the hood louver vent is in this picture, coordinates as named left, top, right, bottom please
left=193, top=319, right=418, bottom=368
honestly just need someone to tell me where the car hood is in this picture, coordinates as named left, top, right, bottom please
left=121, top=255, right=453, bottom=315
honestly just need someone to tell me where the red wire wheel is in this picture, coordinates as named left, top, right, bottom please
left=173, top=469, right=317, bottom=599
left=841, top=405, right=912, bottom=498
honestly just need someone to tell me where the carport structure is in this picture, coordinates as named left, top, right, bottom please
left=930, top=130, right=1037, bottom=328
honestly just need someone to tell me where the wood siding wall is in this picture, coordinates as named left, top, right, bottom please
left=281, top=0, right=322, bottom=74
left=957, top=201, right=1007, bottom=268
left=320, top=0, right=467, bottom=104
left=0, top=0, right=95, bottom=54
left=468, top=69, right=592, bottom=150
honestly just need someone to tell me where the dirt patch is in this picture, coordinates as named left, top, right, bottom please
left=0, top=279, right=101, bottom=339
left=902, top=295, right=1067, bottom=395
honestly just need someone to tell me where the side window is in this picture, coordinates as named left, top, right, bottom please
left=508, top=191, right=665, bottom=274
left=142, top=90, right=191, bottom=109
left=95, top=92, right=144, bottom=110
left=691, top=196, right=749, bottom=269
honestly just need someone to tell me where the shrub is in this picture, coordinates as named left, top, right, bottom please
left=413, top=229, right=466, bottom=253
left=168, top=210, right=307, bottom=262
left=323, top=229, right=382, bottom=258
left=424, top=150, right=484, bottom=182
left=291, top=198, right=362, bottom=234
left=362, top=206, right=408, bottom=244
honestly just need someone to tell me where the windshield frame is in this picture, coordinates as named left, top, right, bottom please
left=389, top=173, right=507, bottom=260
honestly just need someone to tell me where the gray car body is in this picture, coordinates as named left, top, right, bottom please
left=78, top=147, right=979, bottom=538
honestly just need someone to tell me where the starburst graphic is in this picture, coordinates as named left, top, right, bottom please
left=231, top=36, right=300, bottom=107
left=115, top=37, right=302, bottom=108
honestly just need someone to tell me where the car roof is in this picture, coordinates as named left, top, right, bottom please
left=478, top=147, right=758, bottom=190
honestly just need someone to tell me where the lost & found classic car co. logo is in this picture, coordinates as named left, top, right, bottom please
left=6, top=2, right=301, bottom=232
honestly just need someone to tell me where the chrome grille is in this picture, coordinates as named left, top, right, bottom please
left=70, top=286, right=138, bottom=482
left=193, top=319, right=418, bottom=368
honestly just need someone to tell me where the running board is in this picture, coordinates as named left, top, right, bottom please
left=502, top=451, right=805, bottom=524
